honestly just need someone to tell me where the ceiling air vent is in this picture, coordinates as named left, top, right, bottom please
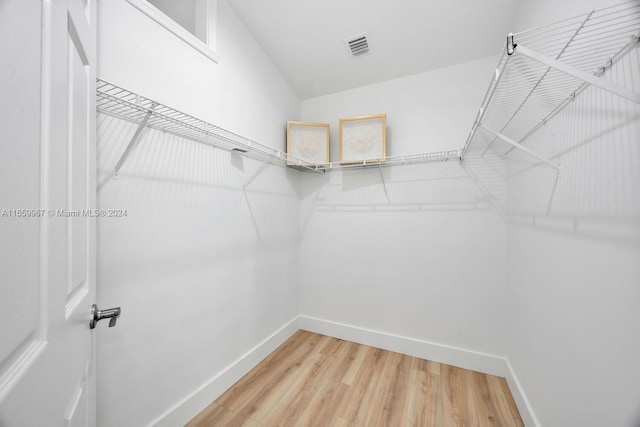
left=345, top=32, right=371, bottom=58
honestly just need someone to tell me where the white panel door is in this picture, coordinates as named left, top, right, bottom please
left=0, top=0, right=98, bottom=425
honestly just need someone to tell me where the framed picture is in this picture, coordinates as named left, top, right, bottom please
left=286, top=121, right=330, bottom=166
left=339, top=114, right=386, bottom=164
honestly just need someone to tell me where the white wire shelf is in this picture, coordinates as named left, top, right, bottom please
left=461, top=2, right=640, bottom=165
left=96, top=79, right=324, bottom=173
left=96, top=79, right=459, bottom=174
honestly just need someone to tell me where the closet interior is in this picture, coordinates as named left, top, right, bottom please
left=95, top=1, right=640, bottom=426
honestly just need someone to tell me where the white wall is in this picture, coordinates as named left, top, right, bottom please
left=512, top=0, right=627, bottom=34
left=505, top=1, right=640, bottom=426
left=98, top=0, right=299, bottom=151
left=298, top=60, right=510, bottom=361
left=302, top=57, right=498, bottom=157
left=96, top=1, right=302, bottom=426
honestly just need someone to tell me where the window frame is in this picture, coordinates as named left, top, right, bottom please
left=127, top=0, right=220, bottom=63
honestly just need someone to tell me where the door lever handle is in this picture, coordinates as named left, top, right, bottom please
left=90, top=304, right=121, bottom=329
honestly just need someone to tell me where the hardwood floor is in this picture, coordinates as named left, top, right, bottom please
left=186, top=331, right=523, bottom=427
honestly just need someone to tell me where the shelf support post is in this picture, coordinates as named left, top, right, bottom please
left=113, top=102, right=157, bottom=175
left=243, top=157, right=272, bottom=189
left=378, top=164, right=391, bottom=203
left=480, top=125, right=559, bottom=170
left=515, top=43, right=640, bottom=104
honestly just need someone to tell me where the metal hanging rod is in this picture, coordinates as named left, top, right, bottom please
left=461, top=1, right=640, bottom=164
left=322, top=150, right=462, bottom=171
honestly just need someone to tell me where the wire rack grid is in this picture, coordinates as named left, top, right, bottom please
left=461, top=1, right=640, bottom=158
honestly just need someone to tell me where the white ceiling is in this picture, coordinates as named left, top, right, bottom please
left=227, top=0, right=522, bottom=100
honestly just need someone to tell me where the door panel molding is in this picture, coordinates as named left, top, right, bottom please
left=0, top=337, right=47, bottom=403
left=64, top=363, right=89, bottom=427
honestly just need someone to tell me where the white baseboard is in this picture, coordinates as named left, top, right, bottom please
left=504, top=359, right=542, bottom=427
left=299, top=315, right=539, bottom=427
left=149, top=316, right=300, bottom=427
left=299, top=315, right=506, bottom=376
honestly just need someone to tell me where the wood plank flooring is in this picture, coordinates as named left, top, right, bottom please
left=187, top=331, right=523, bottom=427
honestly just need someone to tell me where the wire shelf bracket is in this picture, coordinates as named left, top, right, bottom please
left=113, top=102, right=157, bottom=176
left=515, top=42, right=640, bottom=104
left=377, top=164, right=391, bottom=203
left=480, top=125, right=559, bottom=170
left=243, top=157, right=272, bottom=190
